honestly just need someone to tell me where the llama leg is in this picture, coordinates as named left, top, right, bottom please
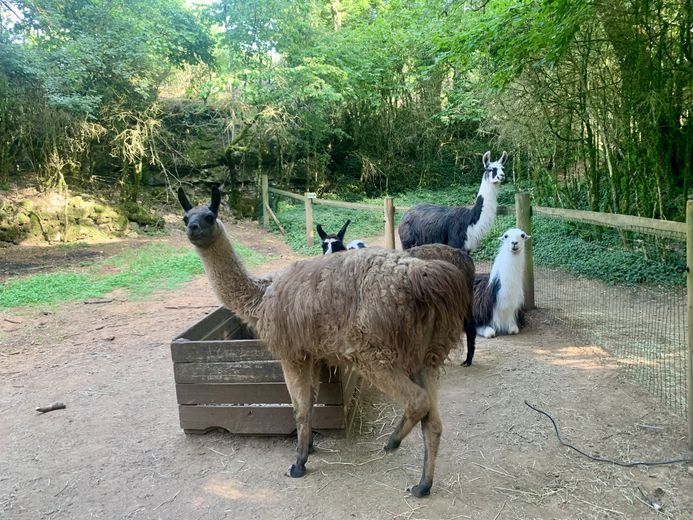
left=365, top=370, right=430, bottom=452
left=281, top=360, right=315, bottom=478
left=462, top=312, right=477, bottom=366
left=508, top=317, right=519, bottom=335
left=411, top=368, right=442, bottom=498
left=308, top=362, right=322, bottom=454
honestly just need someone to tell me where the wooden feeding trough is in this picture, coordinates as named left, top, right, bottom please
left=171, top=306, right=361, bottom=435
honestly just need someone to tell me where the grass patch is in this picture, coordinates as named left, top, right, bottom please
left=0, top=241, right=269, bottom=308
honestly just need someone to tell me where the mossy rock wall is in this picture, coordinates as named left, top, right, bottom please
left=0, top=192, right=131, bottom=245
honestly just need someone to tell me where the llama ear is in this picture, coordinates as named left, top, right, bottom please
left=482, top=151, right=491, bottom=168
left=499, top=151, right=508, bottom=165
left=337, top=219, right=351, bottom=241
left=317, top=224, right=327, bottom=240
left=210, top=186, right=221, bottom=217
left=524, top=234, right=531, bottom=240
left=177, top=187, right=193, bottom=212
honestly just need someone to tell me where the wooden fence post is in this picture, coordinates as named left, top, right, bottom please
left=515, top=192, right=535, bottom=310
left=384, top=196, right=395, bottom=249
left=261, top=174, right=269, bottom=227
left=687, top=199, right=693, bottom=449
left=305, top=192, right=315, bottom=247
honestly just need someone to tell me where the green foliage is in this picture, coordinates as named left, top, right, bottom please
left=3, top=0, right=690, bottom=228
left=531, top=218, right=686, bottom=287
left=0, top=241, right=267, bottom=308
left=2, top=0, right=213, bottom=198
left=436, top=0, right=691, bottom=220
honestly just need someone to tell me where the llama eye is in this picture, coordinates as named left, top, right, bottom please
left=503, top=234, right=508, bottom=239
left=521, top=233, right=526, bottom=239
left=205, top=214, right=214, bottom=223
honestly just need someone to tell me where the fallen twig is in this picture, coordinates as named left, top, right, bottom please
left=317, top=454, right=385, bottom=467
left=471, top=462, right=515, bottom=479
left=36, top=402, right=66, bottom=413
left=492, top=501, right=507, bottom=520
left=54, top=481, right=70, bottom=497
left=154, top=489, right=181, bottom=510
left=164, top=305, right=218, bottom=310
left=84, top=299, right=113, bottom=305
left=574, top=497, right=624, bottom=516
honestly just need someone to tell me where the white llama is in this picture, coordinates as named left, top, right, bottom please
left=473, top=227, right=530, bottom=338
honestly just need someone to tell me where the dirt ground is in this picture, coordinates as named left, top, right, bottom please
left=1, top=220, right=692, bottom=520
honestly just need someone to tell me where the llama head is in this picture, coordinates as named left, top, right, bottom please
left=316, top=220, right=350, bottom=254
left=499, top=227, right=530, bottom=255
left=178, top=186, right=222, bottom=248
left=481, top=151, right=508, bottom=185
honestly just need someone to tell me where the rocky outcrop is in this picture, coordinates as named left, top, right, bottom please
left=0, top=191, right=132, bottom=245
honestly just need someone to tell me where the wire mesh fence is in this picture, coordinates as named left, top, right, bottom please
left=530, top=215, right=688, bottom=417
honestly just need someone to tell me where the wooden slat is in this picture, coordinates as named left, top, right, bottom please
left=268, top=187, right=306, bottom=202
left=198, top=316, right=244, bottom=341
left=171, top=339, right=273, bottom=362
left=174, top=361, right=283, bottom=383
left=179, top=405, right=345, bottom=434
left=173, top=362, right=340, bottom=384
left=175, top=382, right=343, bottom=405
left=534, top=205, right=686, bottom=237
left=313, top=198, right=381, bottom=212
left=173, top=307, right=236, bottom=342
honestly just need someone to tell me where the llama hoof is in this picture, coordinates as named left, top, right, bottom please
left=478, top=327, right=495, bottom=339
left=287, top=463, right=306, bottom=478
left=384, top=437, right=401, bottom=452
left=409, top=481, right=432, bottom=498
left=509, top=326, right=519, bottom=335
left=462, top=358, right=472, bottom=367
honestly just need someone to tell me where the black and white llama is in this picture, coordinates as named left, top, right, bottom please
left=398, top=151, right=507, bottom=252
left=316, top=220, right=367, bottom=254
left=473, top=227, right=530, bottom=338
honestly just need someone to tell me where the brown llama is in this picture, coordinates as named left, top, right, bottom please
left=178, top=186, right=473, bottom=497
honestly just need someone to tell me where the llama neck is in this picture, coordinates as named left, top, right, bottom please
left=196, top=224, right=265, bottom=326
left=490, top=248, right=525, bottom=299
left=465, top=179, right=500, bottom=252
